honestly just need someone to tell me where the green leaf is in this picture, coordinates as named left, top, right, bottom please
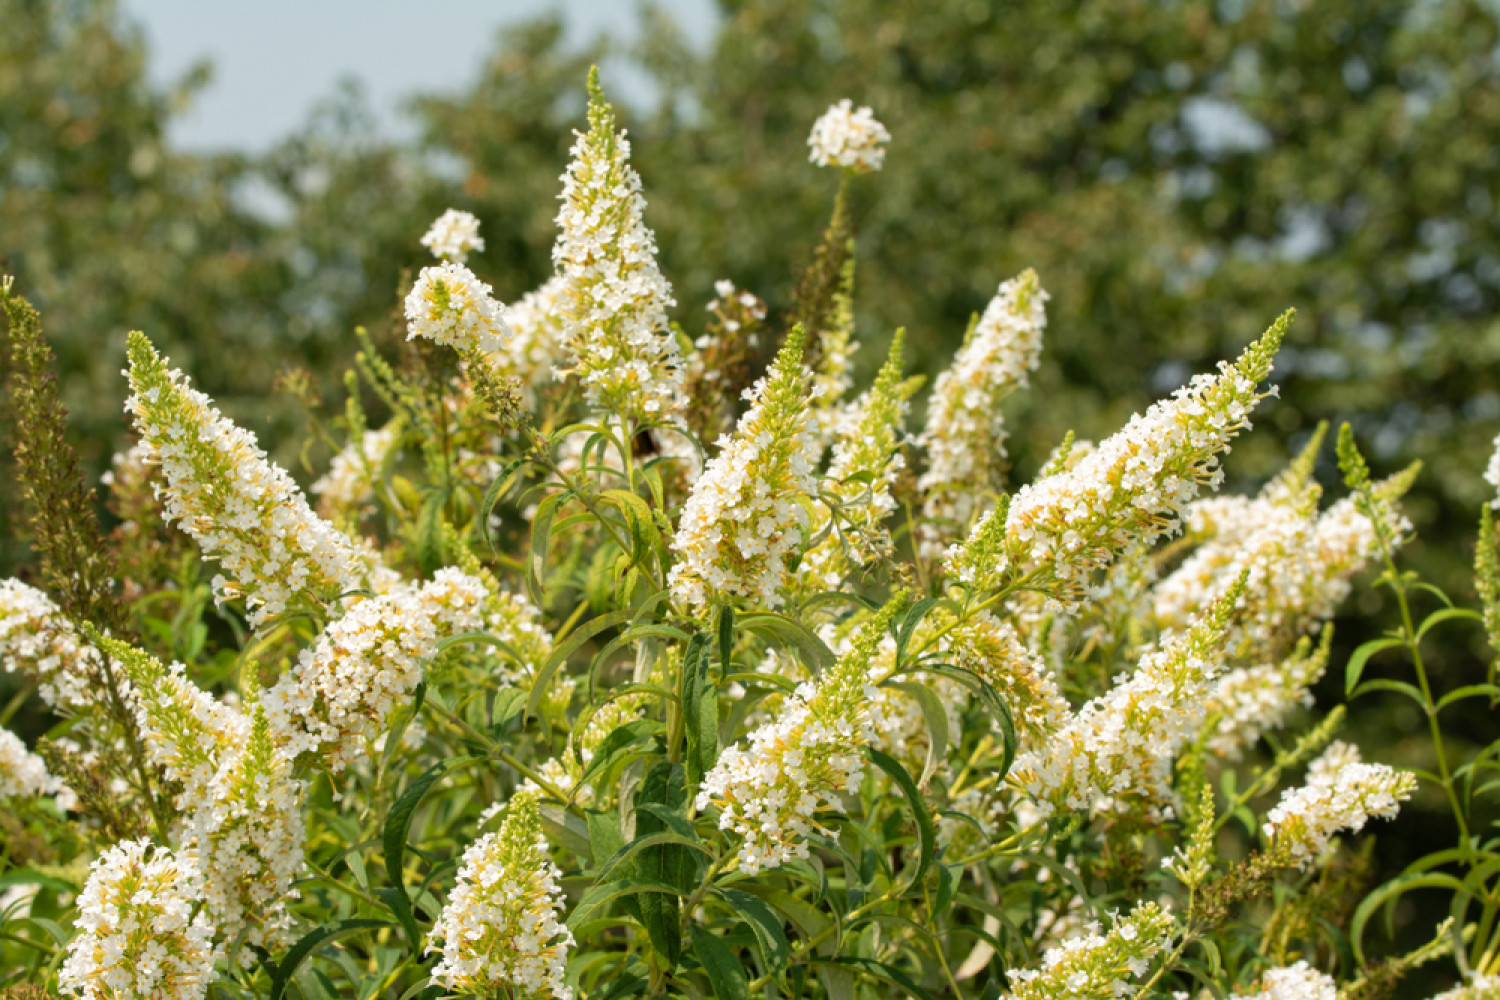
left=528, top=605, right=651, bottom=721
left=678, top=631, right=719, bottom=785
left=414, top=490, right=448, bottom=576
left=689, top=924, right=751, bottom=1000
left=1416, top=606, right=1482, bottom=642
left=577, top=718, right=664, bottom=787
left=1350, top=872, right=1467, bottom=964
left=566, top=878, right=685, bottom=930
left=717, top=604, right=735, bottom=673
left=1345, top=636, right=1403, bottom=696
left=634, top=760, right=692, bottom=966
left=890, top=681, right=949, bottom=789
left=824, top=957, right=934, bottom=1000
left=526, top=490, right=565, bottom=605
left=894, top=597, right=940, bottom=667
left=490, top=687, right=528, bottom=729
left=738, top=611, right=836, bottom=671
left=382, top=757, right=476, bottom=949
left=866, top=747, right=935, bottom=888
left=1437, top=683, right=1500, bottom=711
left=270, top=919, right=393, bottom=1000
left=716, top=887, right=790, bottom=972
left=479, top=456, right=530, bottom=553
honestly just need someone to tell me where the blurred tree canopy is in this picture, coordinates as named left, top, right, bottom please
left=5, top=0, right=1500, bottom=592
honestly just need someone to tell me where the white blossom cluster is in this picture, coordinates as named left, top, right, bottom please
left=807, top=98, right=891, bottom=172
left=420, top=208, right=485, bottom=263
left=0, top=726, right=65, bottom=802
left=1228, top=961, right=1338, bottom=1000
left=125, top=332, right=378, bottom=626
left=1005, top=902, right=1175, bottom=1000
left=918, top=270, right=1048, bottom=557
left=1203, top=638, right=1330, bottom=759
left=312, top=421, right=400, bottom=519
left=492, top=275, right=569, bottom=394
left=1264, top=741, right=1416, bottom=869
left=0, top=577, right=107, bottom=713
left=404, top=261, right=510, bottom=356
left=1012, top=602, right=1231, bottom=819
left=1487, top=431, right=1500, bottom=508
left=669, top=334, right=819, bottom=610
left=429, top=788, right=574, bottom=999
left=552, top=77, right=685, bottom=425
left=699, top=606, right=895, bottom=874
left=107, top=638, right=305, bottom=949
left=59, top=840, right=218, bottom=1000
left=1432, top=974, right=1500, bottom=1000
left=263, top=568, right=487, bottom=769
left=1001, top=320, right=1284, bottom=604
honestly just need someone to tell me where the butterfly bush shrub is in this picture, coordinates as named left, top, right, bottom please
left=5, top=69, right=1500, bottom=1000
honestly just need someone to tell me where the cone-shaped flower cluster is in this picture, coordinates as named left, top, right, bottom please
left=807, top=98, right=891, bottom=172
left=429, top=787, right=574, bottom=999
left=106, top=636, right=305, bottom=949
left=492, top=275, right=569, bottom=396
left=669, top=329, right=819, bottom=611
left=919, top=270, right=1048, bottom=557
left=553, top=71, right=684, bottom=425
left=1228, top=961, right=1337, bottom=1000
left=1012, top=586, right=1239, bottom=819
left=999, top=313, right=1288, bottom=604
left=699, top=597, right=902, bottom=874
left=404, top=261, right=510, bottom=355
left=803, top=330, right=911, bottom=588
left=263, top=568, right=487, bottom=769
left=420, top=208, right=485, bottom=263
left=125, top=332, right=379, bottom=626
left=1264, top=741, right=1416, bottom=869
left=312, top=421, right=400, bottom=520
left=1005, top=902, right=1175, bottom=1000
left=59, top=840, right=217, bottom=1000
left=1203, top=635, right=1331, bottom=760
left=0, top=578, right=107, bottom=714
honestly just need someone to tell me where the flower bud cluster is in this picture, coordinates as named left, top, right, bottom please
left=918, top=270, right=1048, bottom=557
left=1005, top=902, right=1175, bottom=1000
left=807, top=98, right=891, bottom=172
left=312, top=421, right=400, bottom=520
left=1264, top=741, right=1416, bottom=869
left=125, top=332, right=378, bottom=626
left=0, top=727, right=65, bottom=802
left=404, top=261, right=510, bottom=355
left=59, top=840, right=217, bottom=1000
left=669, top=331, right=819, bottom=611
left=430, top=787, right=574, bottom=999
left=263, top=568, right=487, bottom=769
left=0, top=578, right=108, bottom=714
left=420, top=208, right=485, bottom=263
left=1228, top=961, right=1337, bottom=1000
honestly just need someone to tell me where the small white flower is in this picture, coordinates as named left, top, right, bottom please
left=420, top=208, right=485, bottom=263
left=807, top=99, right=891, bottom=172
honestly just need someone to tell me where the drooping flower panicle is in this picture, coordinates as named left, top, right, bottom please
left=1264, top=740, right=1416, bottom=869
left=1005, top=902, right=1175, bottom=1000
left=262, top=568, right=487, bottom=769
left=125, top=332, right=378, bottom=626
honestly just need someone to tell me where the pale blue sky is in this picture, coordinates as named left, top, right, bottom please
left=123, top=1, right=718, bottom=151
